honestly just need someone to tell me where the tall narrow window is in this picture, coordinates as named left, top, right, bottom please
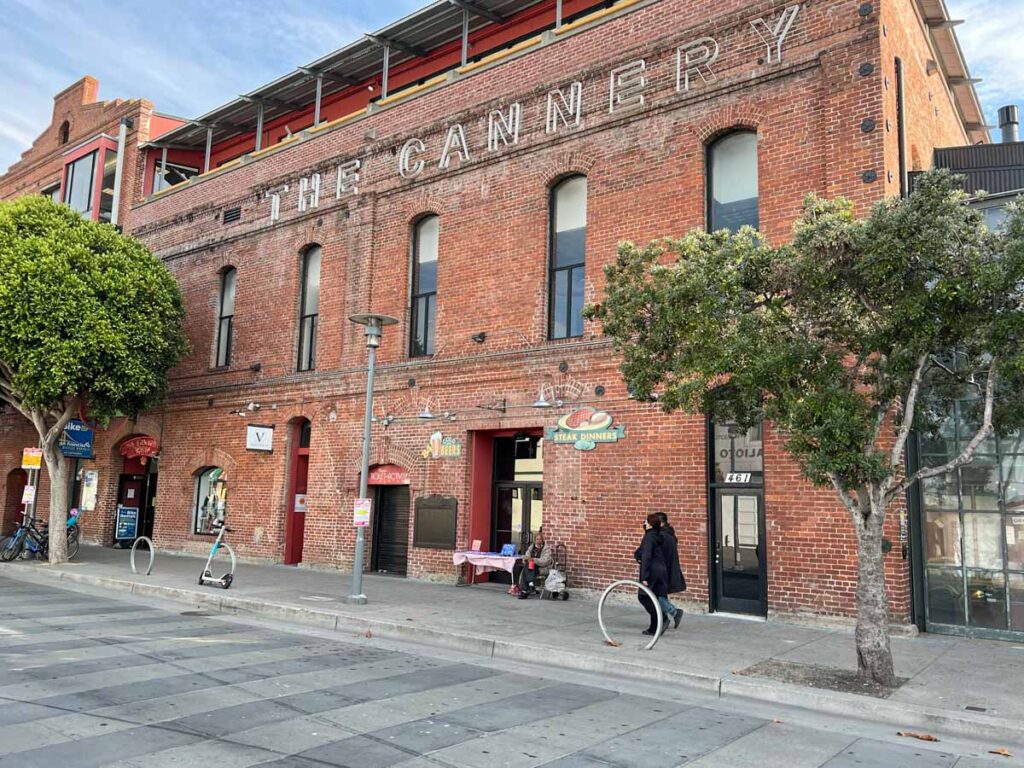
left=98, top=148, right=118, bottom=224
left=708, top=131, right=759, bottom=233
left=410, top=215, right=439, bottom=357
left=549, top=176, right=587, bottom=340
left=895, top=58, right=908, bottom=197
left=58, top=121, right=70, bottom=146
left=216, top=268, right=236, bottom=368
left=63, top=151, right=97, bottom=215
left=297, top=246, right=321, bottom=372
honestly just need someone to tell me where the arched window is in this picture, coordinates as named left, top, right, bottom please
left=58, top=121, right=70, bottom=146
left=708, top=131, right=759, bottom=233
left=297, top=246, right=321, bottom=371
left=215, top=268, right=236, bottom=367
left=194, top=467, right=226, bottom=535
left=410, top=215, right=439, bottom=357
left=549, top=176, right=587, bottom=340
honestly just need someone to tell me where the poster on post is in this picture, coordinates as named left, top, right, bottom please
left=353, top=498, right=371, bottom=527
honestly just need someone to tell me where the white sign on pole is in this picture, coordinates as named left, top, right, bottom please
left=353, top=498, right=371, bottom=527
left=21, top=485, right=36, bottom=505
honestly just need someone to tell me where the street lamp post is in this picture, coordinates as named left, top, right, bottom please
left=347, top=313, right=398, bottom=605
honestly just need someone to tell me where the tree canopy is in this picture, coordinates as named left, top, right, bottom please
left=0, top=195, right=187, bottom=424
left=588, top=170, right=1024, bottom=684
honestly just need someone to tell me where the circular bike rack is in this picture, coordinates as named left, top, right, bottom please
left=598, top=579, right=664, bottom=651
left=130, top=536, right=155, bottom=576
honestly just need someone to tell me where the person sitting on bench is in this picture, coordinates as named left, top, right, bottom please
left=517, top=527, right=553, bottom=599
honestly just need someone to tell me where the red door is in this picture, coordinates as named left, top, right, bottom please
left=285, top=421, right=311, bottom=564
left=4, top=470, right=28, bottom=536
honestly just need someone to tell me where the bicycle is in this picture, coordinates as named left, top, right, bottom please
left=1, top=518, right=47, bottom=562
left=198, top=520, right=235, bottom=589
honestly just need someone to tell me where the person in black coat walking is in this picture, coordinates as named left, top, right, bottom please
left=635, top=513, right=670, bottom=636
left=657, top=512, right=686, bottom=629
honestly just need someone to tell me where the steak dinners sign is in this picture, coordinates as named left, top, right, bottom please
left=263, top=4, right=801, bottom=222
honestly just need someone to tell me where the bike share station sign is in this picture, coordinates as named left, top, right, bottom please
left=59, top=420, right=95, bottom=459
left=116, top=507, right=139, bottom=540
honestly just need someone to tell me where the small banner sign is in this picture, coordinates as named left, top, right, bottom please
left=545, top=407, right=625, bottom=451
left=115, top=506, right=139, bottom=540
left=421, top=431, right=462, bottom=460
left=21, top=485, right=36, bottom=505
left=119, top=436, right=159, bottom=464
left=59, top=419, right=95, bottom=459
left=21, top=448, right=42, bottom=471
left=353, top=498, right=371, bottom=527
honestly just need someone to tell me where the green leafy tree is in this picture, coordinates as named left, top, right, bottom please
left=588, top=171, right=1024, bottom=685
left=0, top=196, right=187, bottom=562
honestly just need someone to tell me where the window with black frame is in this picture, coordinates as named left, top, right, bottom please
left=153, top=161, right=199, bottom=193
left=410, top=215, right=439, bottom=357
left=297, top=246, right=321, bottom=372
left=63, top=151, right=97, bottom=215
left=708, top=131, right=759, bottom=233
left=549, top=176, right=587, bottom=340
left=97, top=148, right=118, bottom=224
left=215, top=268, right=236, bottom=368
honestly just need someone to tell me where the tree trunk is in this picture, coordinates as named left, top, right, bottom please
left=854, top=506, right=896, bottom=686
left=43, top=445, right=69, bottom=564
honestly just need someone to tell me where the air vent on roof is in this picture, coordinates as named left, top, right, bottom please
left=222, top=207, right=242, bottom=224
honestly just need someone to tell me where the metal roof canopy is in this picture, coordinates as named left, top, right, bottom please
left=148, top=0, right=549, bottom=153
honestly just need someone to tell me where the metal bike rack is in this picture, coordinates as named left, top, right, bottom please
left=598, top=579, right=664, bottom=651
left=130, top=536, right=155, bottom=576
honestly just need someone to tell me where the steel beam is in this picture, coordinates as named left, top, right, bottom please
left=366, top=34, right=427, bottom=59
left=448, top=0, right=504, bottom=24
left=203, top=126, right=213, bottom=173
left=382, top=44, right=391, bottom=98
left=298, top=66, right=360, bottom=87
left=556, top=0, right=563, bottom=27
left=255, top=103, right=265, bottom=151
left=314, top=74, right=323, bottom=126
left=461, top=8, right=470, bottom=66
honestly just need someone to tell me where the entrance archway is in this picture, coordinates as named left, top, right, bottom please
left=368, top=464, right=410, bottom=576
left=114, top=434, right=159, bottom=544
left=3, top=469, right=28, bottom=536
left=284, top=419, right=311, bottom=565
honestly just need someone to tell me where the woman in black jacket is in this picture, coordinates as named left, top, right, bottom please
left=636, top=513, right=669, bottom=636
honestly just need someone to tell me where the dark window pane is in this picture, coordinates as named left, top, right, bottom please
left=216, top=318, right=232, bottom=367
left=927, top=567, right=965, bottom=625
left=220, top=269, right=237, bottom=317
left=153, top=161, right=199, bottom=193
left=552, top=269, right=568, bottom=339
left=414, top=216, right=439, bottom=294
left=555, top=228, right=585, bottom=268
left=299, top=421, right=312, bottom=449
left=1010, top=574, right=1024, bottom=631
left=967, top=569, right=1007, bottom=630
left=424, top=294, right=436, bottom=355
left=710, top=132, right=758, bottom=233
left=569, top=266, right=585, bottom=337
left=299, top=316, right=317, bottom=371
left=98, top=149, right=118, bottom=223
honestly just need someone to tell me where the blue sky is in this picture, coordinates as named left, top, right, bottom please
left=0, top=0, right=1020, bottom=172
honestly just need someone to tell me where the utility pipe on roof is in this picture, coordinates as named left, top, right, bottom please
left=109, top=117, right=131, bottom=228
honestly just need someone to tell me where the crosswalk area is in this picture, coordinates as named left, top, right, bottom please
left=0, top=579, right=993, bottom=767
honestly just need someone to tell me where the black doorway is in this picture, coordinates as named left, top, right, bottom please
left=372, top=485, right=410, bottom=575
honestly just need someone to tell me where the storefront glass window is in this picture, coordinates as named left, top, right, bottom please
left=919, top=394, right=1024, bottom=635
left=194, top=467, right=226, bottom=535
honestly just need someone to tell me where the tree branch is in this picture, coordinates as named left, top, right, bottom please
left=890, top=359, right=997, bottom=501
left=890, top=353, right=929, bottom=470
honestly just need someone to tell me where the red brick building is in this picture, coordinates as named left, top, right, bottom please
left=1, top=0, right=993, bottom=629
left=0, top=76, right=181, bottom=544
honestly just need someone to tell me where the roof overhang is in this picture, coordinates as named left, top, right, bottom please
left=916, top=0, right=990, bottom=144
left=143, top=0, right=551, bottom=152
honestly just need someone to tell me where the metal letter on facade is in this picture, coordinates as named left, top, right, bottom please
left=488, top=103, right=522, bottom=151
left=298, top=173, right=321, bottom=212
left=439, top=124, right=471, bottom=170
left=676, top=37, right=720, bottom=92
left=609, top=59, right=647, bottom=113
left=546, top=82, right=583, bottom=134
left=399, top=138, right=426, bottom=179
left=264, top=184, right=289, bottom=223
left=335, top=159, right=361, bottom=198
left=751, top=4, right=800, bottom=64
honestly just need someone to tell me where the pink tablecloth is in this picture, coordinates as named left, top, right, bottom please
left=453, top=551, right=520, bottom=575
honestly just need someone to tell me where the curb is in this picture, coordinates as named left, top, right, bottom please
left=7, top=566, right=1023, bottom=745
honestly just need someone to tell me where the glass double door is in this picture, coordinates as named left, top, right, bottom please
left=492, top=483, right=543, bottom=558
left=712, top=490, right=767, bottom=616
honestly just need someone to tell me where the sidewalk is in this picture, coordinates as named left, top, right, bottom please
left=5, top=545, right=1024, bottom=746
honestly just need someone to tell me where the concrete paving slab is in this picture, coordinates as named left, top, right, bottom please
left=821, top=737, right=958, bottom=767
left=685, top=722, right=854, bottom=767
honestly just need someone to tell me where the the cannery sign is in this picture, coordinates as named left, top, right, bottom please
left=264, top=5, right=801, bottom=222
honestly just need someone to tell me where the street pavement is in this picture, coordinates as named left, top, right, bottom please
left=0, top=577, right=1019, bottom=767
